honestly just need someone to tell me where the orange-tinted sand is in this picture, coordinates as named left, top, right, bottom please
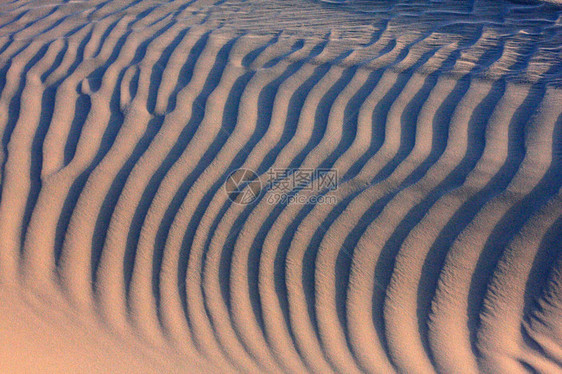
left=0, top=0, right=561, bottom=372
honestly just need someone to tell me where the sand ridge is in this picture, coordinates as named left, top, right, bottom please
left=0, top=0, right=561, bottom=372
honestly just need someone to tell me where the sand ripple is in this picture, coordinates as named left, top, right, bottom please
left=0, top=0, right=561, bottom=372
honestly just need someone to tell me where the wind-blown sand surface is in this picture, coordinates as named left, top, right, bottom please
left=0, top=0, right=561, bottom=372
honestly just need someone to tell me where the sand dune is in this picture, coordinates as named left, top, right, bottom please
left=0, top=0, right=561, bottom=372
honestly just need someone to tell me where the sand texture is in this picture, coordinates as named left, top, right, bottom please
left=0, top=0, right=561, bottom=372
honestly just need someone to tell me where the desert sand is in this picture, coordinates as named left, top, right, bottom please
left=0, top=0, right=561, bottom=372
